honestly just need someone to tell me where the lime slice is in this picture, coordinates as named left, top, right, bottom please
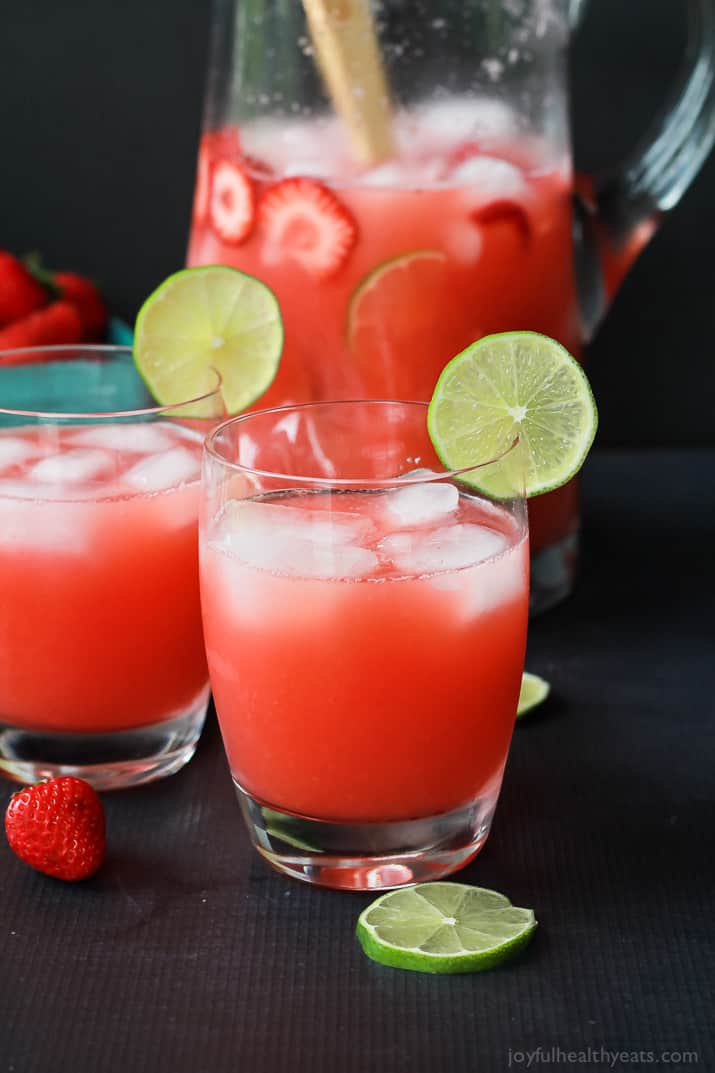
left=134, top=265, right=283, bottom=415
left=348, top=251, right=468, bottom=398
left=517, top=671, right=551, bottom=718
left=356, top=882, right=536, bottom=974
left=261, top=808, right=321, bottom=852
left=427, top=331, right=597, bottom=498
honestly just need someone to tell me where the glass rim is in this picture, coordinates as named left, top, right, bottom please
left=0, top=345, right=223, bottom=420
left=204, top=399, right=521, bottom=490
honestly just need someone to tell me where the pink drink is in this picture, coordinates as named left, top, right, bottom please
left=201, top=485, right=529, bottom=824
left=187, top=106, right=579, bottom=555
left=0, top=423, right=207, bottom=733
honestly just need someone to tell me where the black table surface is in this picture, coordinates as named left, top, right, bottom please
left=1, top=449, right=713, bottom=1073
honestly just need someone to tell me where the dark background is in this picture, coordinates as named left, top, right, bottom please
left=1, top=7, right=714, bottom=1071
left=2, top=0, right=714, bottom=446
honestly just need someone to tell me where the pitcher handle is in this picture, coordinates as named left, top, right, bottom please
left=573, top=0, right=715, bottom=339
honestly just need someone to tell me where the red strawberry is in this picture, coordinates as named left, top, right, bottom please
left=203, top=125, right=241, bottom=160
left=209, top=160, right=255, bottom=245
left=258, top=178, right=357, bottom=280
left=241, top=153, right=274, bottom=179
left=193, top=145, right=212, bottom=225
left=54, top=271, right=108, bottom=341
left=0, top=250, right=48, bottom=326
left=5, top=776, right=105, bottom=881
left=471, top=199, right=531, bottom=245
left=0, top=299, right=82, bottom=354
left=447, top=140, right=483, bottom=169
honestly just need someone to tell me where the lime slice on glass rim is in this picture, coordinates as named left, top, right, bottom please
left=517, top=671, right=551, bottom=718
left=357, top=882, right=536, bottom=974
left=427, top=331, right=597, bottom=498
left=134, top=265, right=283, bottom=415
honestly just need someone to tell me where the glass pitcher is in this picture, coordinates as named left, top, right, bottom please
left=187, top=0, right=715, bottom=612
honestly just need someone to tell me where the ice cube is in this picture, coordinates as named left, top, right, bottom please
left=0, top=436, right=37, bottom=470
left=459, top=540, right=528, bottom=616
left=244, top=117, right=342, bottom=175
left=30, top=448, right=113, bottom=484
left=398, top=467, right=440, bottom=479
left=215, top=499, right=375, bottom=550
left=219, top=526, right=377, bottom=579
left=397, top=98, right=515, bottom=160
left=123, top=447, right=201, bottom=492
left=450, top=156, right=526, bottom=198
left=0, top=479, right=43, bottom=501
left=282, top=160, right=335, bottom=180
left=379, top=523, right=507, bottom=575
left=443, top=220, right=484, bottom=265
left=212, top=500, right=378, bottom=579
left=0, top=488, right=91, bottom=553
left=382, top=482, right=459, bottom=528
left=0, top=478, right=99, bottom=503
left=281, top=541, right=378, bottom=580
left=70, top=423, right=173, bottom=452
left=360, top=162, right=406, bottom=187
left=411, top=98, right=517, bottom=150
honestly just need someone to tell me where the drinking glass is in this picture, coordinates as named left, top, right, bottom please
left=0, top=346, right=224, bottom=789
left=188, top=0, right=715, bottom=612
left=200, top=400, right=528, bottom=890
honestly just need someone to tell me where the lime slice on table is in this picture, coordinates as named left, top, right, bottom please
left=517, top=671, right=551, bottom=718
left=427, top=331, right=597, bottom=498
left=357, top=882, right=536, bottom=974
left=134, top=265, right=283, bottom=415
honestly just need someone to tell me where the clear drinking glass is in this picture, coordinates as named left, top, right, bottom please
left=188, top=0, right=715, bottom=612
left=0, top=346, right=225, bottom=789
left=200, top=401, right=528, bottom=890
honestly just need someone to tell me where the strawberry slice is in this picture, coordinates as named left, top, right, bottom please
left=209, top=160, right=255, bottom=245
left=447, top=140, right=483, bottom=169
left=471, top=199, right=531, bottom=245
left=258, top=178, right=357, bottom=280
left=204, top=126, right=241, bottom=160
left=193, top=146, right=212, bottom=225
left=241, top=153, right=274, bottom=179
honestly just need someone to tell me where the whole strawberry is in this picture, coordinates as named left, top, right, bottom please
left=53, top=271, right=107, bottom=341
left=0, top=250, right=48, bottom=326
left=5, top=776, right=105, bottom=881
left=0, top=299, right=82, bottom=353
